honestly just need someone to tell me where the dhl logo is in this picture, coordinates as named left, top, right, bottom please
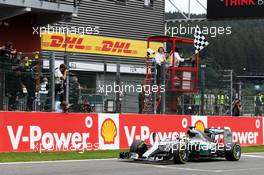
left=100, top=40, right=137, bottom=54
left=46, top=35, right=137, bottom=54
left=101, top=118, right=117, bottom=144
left=49, top=35, right=86, bottom=49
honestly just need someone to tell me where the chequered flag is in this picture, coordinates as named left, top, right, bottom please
left=194, top=27, right=209, bottom=54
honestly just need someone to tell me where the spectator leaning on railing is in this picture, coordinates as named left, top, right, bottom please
left=0, top=41, right=17, bottom=70
left=69, top=76, right=81, bottom=112
left=19, top=56, right=37, bottom=111
left=0, top=41, right=18, bottom=110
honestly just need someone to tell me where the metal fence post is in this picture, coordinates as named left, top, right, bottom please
left=161, top=62, right=166, bottom=114
left=64, top=52, right=69, bottom=104
left=230, top=70, right=233, bottom=116
left=0, top=71, right=4, bottom=110
left=116, top=61, right=121, bottom=113
left=182, top=95, right=185, bottom=115
left=153, top=61, right=157, bottom=114
left=200, top=64, right=206, bottom=115
left=50, top=52, right=55, bottom=112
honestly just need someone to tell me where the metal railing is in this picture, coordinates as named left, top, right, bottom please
left=0, top=51, right=143, bottom=113
left=1, top=50, right=260, bottom=115
left=0, top=52, right=44, bottom=111
left=42, top=0, right=81, bottom=7
left=242, top=96, right=256, bottom=116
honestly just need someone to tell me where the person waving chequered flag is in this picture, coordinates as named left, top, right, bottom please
left=194, top=26, right=209, bottom=54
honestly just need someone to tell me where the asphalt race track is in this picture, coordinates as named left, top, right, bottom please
left=1, top=153, right=264, bottom=175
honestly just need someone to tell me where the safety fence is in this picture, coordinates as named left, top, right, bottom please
left=0, top=112, right=263, bottom=152
left=155, top=94, right=259, bottom=116
left=0, top=52, right=42, bottom=111
left=0, top=51, right=260, bottom=115
left=242, top=96, right=256, bottom=116
left=167, top=93, right=231, bottom=115
left=0, top=52, right=144, bottom=113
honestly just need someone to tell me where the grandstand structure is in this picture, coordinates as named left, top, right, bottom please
left=0, top=0, right=80, bottom=111
left=1, top=0, right=260, bottom=116
left=0, top=0, right=78, bottom=51
left=0, top=0, right=165, bottom=113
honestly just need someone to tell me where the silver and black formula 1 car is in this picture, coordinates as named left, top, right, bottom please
left=120, top=127, right=241, bottom=164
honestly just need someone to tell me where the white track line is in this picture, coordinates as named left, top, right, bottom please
left=127, top=162, right=223, bottom=173
left=1, top=153, right=264, bottom=166
left=222, top=167, right=264, bottom=172
left=243, top=152, right=264, bottom=155
left=243, top=155, right=264, bottom=158
left=152, top=165, right=224, bottom=173
left=0, top=158, right=117, bottom=165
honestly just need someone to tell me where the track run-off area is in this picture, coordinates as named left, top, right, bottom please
left=1, top=153, right=264, bottom=175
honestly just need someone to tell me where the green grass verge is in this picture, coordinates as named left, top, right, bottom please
left=242, top=145, right=264, bottom=153
left=0, top=146, right=263, bottom=163
left=0, top=150, right=126, bottom=163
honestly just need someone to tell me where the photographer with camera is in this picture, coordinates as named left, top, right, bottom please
left=54, top=64, right=69, bottom=113
left=232, top=98, right=242, bottom=116
left=55, top=64, right=68, bottom=102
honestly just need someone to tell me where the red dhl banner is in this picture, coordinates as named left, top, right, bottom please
left=41, top=33, right=161, bottom=58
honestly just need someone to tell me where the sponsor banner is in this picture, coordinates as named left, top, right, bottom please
left=98, top=113, right=119, bottom=150
left=119, top=114, right=191, bottom=149
left=0, top=112, right=98, bottom=152
left=41, top=33, right=161, bottom=58
left=0, top=112, right=263, bottom=152
left=208, top=116, right=263, bottom=146
left=207, top=0, right=264, bottom=19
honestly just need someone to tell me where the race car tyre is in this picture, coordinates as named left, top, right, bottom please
left=130, top=140, right=148, bottom=158
left=225, top=143, right=241, bottom=161
left=173, top=144, right=189, bottom=164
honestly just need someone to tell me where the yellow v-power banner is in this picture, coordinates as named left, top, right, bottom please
left=41, top=33, right=161, bottom=58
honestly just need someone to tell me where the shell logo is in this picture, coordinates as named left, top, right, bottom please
left=195, top=120, right=206, bottom=132
left=101, top=118, right=117, bottom=144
